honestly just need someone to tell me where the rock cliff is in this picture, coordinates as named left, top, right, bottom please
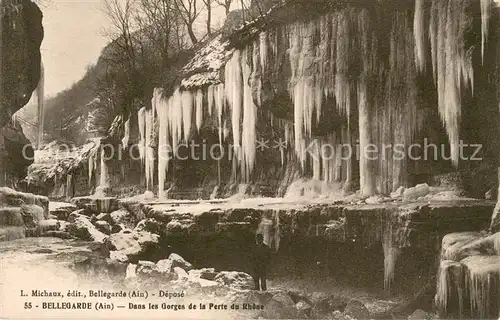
left=0, top=0, right=44, bottom=186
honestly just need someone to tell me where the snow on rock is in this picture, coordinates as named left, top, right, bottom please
left=168, top=253, right=193, bottom=272
left=105, top=230, right=159, bottom=263
left=214, top=271, right=254, bottom=290
left=38, top=219, right=61, bottom=232
left=188, top=268, right=218, bottom=281
left=436, top=231, right=500, bottom=319
left=126, top=263, right=137, bottom=279
left=180, top=35, right=233, bottom=89
left=343, top=299, right=370, bottom=320
left=403, top=183, right=430, bottom=201
left=49, top=202, right=77, bottom=221
left=67, top=216, right=107, bottom=243
left=155, top=259, right=174, bottom=274
left=173, top=267, right=189, bottom=280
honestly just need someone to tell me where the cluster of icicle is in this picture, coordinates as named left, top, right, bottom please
left=285, top=8, right=421, bottom=195
left=150, top=45, right=260, bottom=198
left=139, top=0, right=492, bottom=198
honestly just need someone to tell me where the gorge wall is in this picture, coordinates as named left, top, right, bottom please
left=0, top=0, right=44, bottom=187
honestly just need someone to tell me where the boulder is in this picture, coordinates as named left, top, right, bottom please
left=68, top=210, right=87, bottom=223
left=408, top=309, right=431, bottom=320
left=126, top=263, right=137, bottom=279
left=173, top=267, right=189, bottom=280
left=391, top=186, right=405, bottom=199
left=95, top=220, right=111, bottom=235
left=71, top=196, right=118, bottom=214
left=263, top=291, right=297, bottom=320
left=137, top=260, right=157, bottom=277
left=110, top=210, right=131, bottom=226
left=188, top=268, right=217, bottom=281
left=214, top=271, right=254, bottom=290
left=296, top=300, right=313, bottom=318
left=105, top=230, right=159, bottom=262
left=38, top=219, right=61, bottom=232
left=168, top=253, right=193, bottom=272
left=343, top=299, right=370, bottom=320
left=403, top=184, right=430, bottom=201
left=67, top=216, right=107, bottom=243
left=96, top=213, right=113, bottom=225
left=40, top=231, right=72, bottom=239
left=49, top=202, right=77, bottom=221
left=134, top=219, right=161, bottom=234
left=155, top=259, right=174, bottom=274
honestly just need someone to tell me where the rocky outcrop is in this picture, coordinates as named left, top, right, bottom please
left=0, top=187, right=48, bottom=240
left=435, top=232, right=500, bottom=319
left=0, top=0, right=43, bottom=126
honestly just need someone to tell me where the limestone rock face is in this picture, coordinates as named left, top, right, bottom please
left=0, top=0, right=43, bottom=126
left=0, top=0, right=43, bottom=186
left=0, top=187, right=48, bottom=241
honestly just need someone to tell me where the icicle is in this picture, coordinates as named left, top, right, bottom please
left=98, top=147, right=110, bottom=191
left=36, top=59, right=45, bottom=149
left=334, top=12, right=351, bottom=120
left=436, top=260, right=466, bottom=318
left=195, top=89, right=203, bottom=132
left=429, top=0, right=474, bottom=166
left=225, top=51, right=243, bottom=150
left=311, top=140, right=321, bottom=180
left=259, top=31, right=268, bottom=70
left=121, top=116, right=130, bottom=149
left=170, top=88, right=183, bottom=156
left=181, top=90, right=193, bottom=141
left=138, top=107, right=146, bottom=163
left=414, top=0, right=426, bottom=72
left=215, top=84, right=225, bottom=146
left=241, top=48, right=257, bottom=182
left=207, top=85, right=214, bottom=116
left=462, top=256, right=500, bottom=319
left=358, top=80, right=375, bottom=197
left=481, top=0, right=491, bottom=63
left=383, top=231, right=400, bottom=293
left=144, top=108, right=155, bottom=191
left=155, top=88, right=170, bottom=200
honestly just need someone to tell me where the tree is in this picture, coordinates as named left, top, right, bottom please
left=173, top=0, right=201, bottom=44
left=102, top=0, right=138, bottom=70
left=215, top=0, right=233, bottom=16
left=202, top=0, right=213, bottom=36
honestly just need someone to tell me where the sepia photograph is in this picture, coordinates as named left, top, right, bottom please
left=1, top=0, right=500, bottom=319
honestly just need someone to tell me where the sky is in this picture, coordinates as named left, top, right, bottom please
left=41, top=1, right=110, bottom=98
left=39, top=0, right=228, bottom=98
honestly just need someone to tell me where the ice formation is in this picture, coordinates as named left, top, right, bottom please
left=36, top=59, right=45, bottom=149
left=144, top=0, right=491, bottom=197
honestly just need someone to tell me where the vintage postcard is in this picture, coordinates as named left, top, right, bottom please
left=1, top=0, right=499, bottom=319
